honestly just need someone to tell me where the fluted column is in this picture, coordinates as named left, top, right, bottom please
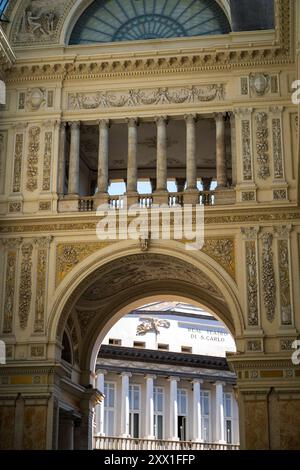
left=145, top=374, right=156, bottom=439
left=126, top=118, right=138, bottom=204
left=168, top=376, right=179, bottom=440
left=95, top=370, right=106, bottom=436
left=68, top=121, right=80, bottom=196
left=215, top=381, right=225, bottom=443
left=215, top=113, right=227, bottom=188
left=120, top=372, right=131, bottom=437
left=96, top=120, right=109, bottom=196
left=57, top=122, right=66, bottom=196
left=153, top=116, right=168, bottom=204
left=192, top=379, right=203, bottom=442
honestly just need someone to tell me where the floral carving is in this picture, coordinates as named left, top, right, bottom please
left=19, top=243, right=33, bottom=329
left=13, top=134, right=24, bottom=193
left=26, top=127, right=40, bottom=192
left=2, top=252, right=17, bottom=334
left=261, top=233, right=276, bottom=322
left=278, top=239, right=292, bottom=325
left=34, top=238, right=51, bottom=333
left=42, top=132, right=52, bottom=191
left=246, top=241, right=259, bottom=326
left=256, top=112, right=270, bottom=180
left=202, top=239, right=235, bottom=279
left=68, top=84, right=225, bottom=110
left=241, top=120, right=253, bottom=181
left=272, top=118, right=284, bottom=179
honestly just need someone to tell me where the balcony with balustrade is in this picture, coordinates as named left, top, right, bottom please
left=58, top=114, right=235, bottom=214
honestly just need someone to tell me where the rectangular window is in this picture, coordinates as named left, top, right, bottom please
left=201, top=391, right=211, bottom=443
left=224, top=393, right=233, bottom=444
left=129, top=384, right=140, bottom=438
left=108, top=338, right=121, bottom=346
left=154, top=386, right=164, bottom=439
left=181, top=346, right=192, bottom=353
left=104, top=382, right=115, bottom=436
left=133, top=341, right=145, bottom=348
left=157, top=343, right=169, bottom=351
left=177, top=389, right=188, bottom=441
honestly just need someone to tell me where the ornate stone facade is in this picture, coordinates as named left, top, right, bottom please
left=12, top=133, right=24, bottom=193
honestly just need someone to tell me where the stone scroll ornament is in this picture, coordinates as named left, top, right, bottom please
left=261, top=233, right=276, bottom=322
left=68, top=84, right=225, bottom=110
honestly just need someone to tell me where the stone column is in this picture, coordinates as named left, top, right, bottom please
left=215, top=381, right=225, bottom=443
left=67, top=121, right=80, bottom=197
left=154, top=116, right=168, bottom=204
left=184, top=114, right=199, bottom=204
left=120, top=372, right=131, bottom=437
left=95, top=370, right=106, bottom=436
left=215, top=113, right=227, bottom=188
left=192, top=379, right=203, bottom=442
left=126, top=118, right=138, bottom=205
left=168, top=376, right=179, bottom=440
left=145, top=374, right=156, bottom=439
left=95, top=120, right=109, bottom=203
left=57, top=122, right=66, bottom=196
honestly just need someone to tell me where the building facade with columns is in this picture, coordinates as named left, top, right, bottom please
left=0, top=0, right=300, bottom=451
left=93, top=303, right=239, bottom=450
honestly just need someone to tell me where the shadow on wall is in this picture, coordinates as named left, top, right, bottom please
left=230, top=0, right=275, bottom=31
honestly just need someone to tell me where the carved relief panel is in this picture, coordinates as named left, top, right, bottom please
left=0, top=132, right=7, bottom=195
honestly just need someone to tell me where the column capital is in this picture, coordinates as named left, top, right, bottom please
left=168, top=376, right=180, bottom=383
left=145, top=374, right=156, bottom=380
left=120, top=371, right=132, bottom=378
left=214, top=112, right=226, bottom=122
left=127, top=117, right=139, bottom=127
left=98, top=119, right=110, bottom=129
left=96, top=369, right=107, bottom=376
left=192, top=379, right=203, bottom=386
left=184, top=113, right=197, bottom=123
left=215, top=381, right=226, bottom=387
left=68, top=121, right=80, bottom=129
left=155, top=115, right=168, bottom=125
left=60, top=121, right=67, bottom=130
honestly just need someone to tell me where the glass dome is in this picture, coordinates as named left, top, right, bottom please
left=69, top=0, right=231, bottom=45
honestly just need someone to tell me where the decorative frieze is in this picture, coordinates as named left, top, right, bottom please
left=13, top=133, right=24, bottom=193
left=19, top=243, right=33, bottom=329
left=42, top=131, right=52, bottom=191
left=26, top=127, right=40, bottom=192
left=68, top=84, right=225, bottom=110
left=255, top=112, right=270, bottom=180
left=261, top=233, right=276, bottom=323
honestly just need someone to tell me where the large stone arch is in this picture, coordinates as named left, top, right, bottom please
left=48, top=240, right=244, bottom=376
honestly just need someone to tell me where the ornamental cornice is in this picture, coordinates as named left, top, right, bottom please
left=2, top=0, right=294, bottom=83
left=0, top=210, right=300, bottom=234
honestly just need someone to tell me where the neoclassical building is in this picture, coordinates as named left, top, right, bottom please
left=93, top=302, right=239, bottom=451
left=0, top=0, right=299, bottom=451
